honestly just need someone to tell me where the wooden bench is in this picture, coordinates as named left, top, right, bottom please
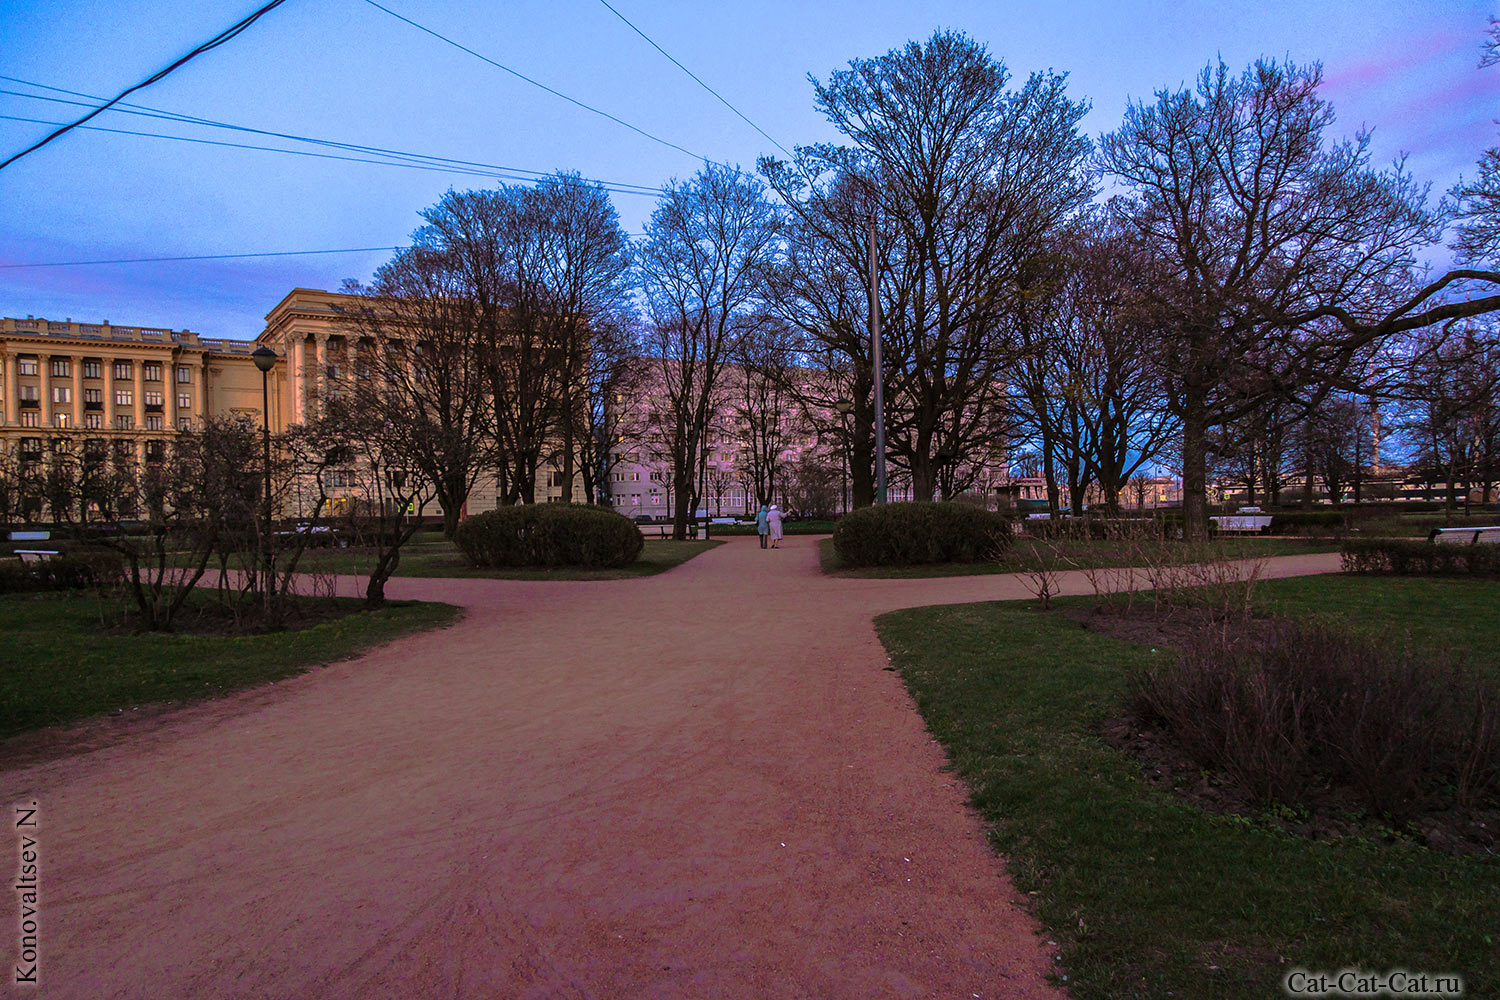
left=1431, top=526, right=1500, bottom=546
left=14, top=550, right=60, bottom=565
left=1210, top=515, right=1274, bottom=534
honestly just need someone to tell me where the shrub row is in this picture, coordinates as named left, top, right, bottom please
left=1341, top=538, right=1500, bottom=577
left=453, top=504, right=643, bottom=568
left=1130, top=620, right=1500, bottom=821
left=832, top=501, right=1012, bottom=567
left=1268, top=511, right=1346, bottom=534
left=0, top=551, right=126, bottom=594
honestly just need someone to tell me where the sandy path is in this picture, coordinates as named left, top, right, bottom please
left=0, top=538, right=1340, bottom=999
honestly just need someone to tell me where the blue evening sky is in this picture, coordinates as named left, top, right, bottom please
left=1, top=0, right=1495, bottom=341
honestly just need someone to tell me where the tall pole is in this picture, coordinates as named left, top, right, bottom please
left=870, top=211, right=887, bottom=504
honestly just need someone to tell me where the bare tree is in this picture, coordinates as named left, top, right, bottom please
left=730, top=318, right=799, bottom=506
left=639, top=163, right=779, bottom=539
left=763, top=30, right=1092, bottom=501
left=340, top=242, right=493, bottom=538
left=1097, top=58, right=1495, bottom=538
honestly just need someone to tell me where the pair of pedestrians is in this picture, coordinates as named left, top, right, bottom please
left=755, top=503, right=784, bottom=549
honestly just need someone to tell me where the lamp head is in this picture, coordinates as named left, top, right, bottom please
left=252, top=345, right=277, bottom=373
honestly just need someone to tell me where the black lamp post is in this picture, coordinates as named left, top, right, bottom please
left=251, top=346, right=277, bottom=591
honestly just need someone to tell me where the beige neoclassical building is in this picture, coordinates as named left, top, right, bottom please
left=0, top=314, right=273, bottom=467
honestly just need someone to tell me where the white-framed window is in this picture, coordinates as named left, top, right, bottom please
left=177, top=393, right=191, bottom=410
left=50, top=359, right=70, bottom=377
left=51, top=385, right=71, bottom=404
left=53, top=412, right=71, bottom=428
left=84, top=413, right=102, bottom=429
left=18, top=385, right=39, bottom=402
left=176, top=366, right=192, bottom=384
left=115, top=389, right=133, bottom=407
left=145, top=415, right=163, bottom=430
left=19, top=412, right=39, bottom=428
left=84, top=388, right=102, bottom=404
left=177, top=417, right=192, bottom=431
left=83, top=360, right=103, bottom=379
left=115, top=414, right=134, bottom=430
left=143, top=390, right=163, bottom=407
left=142, top=362, right=162, bottom=381
left=113, top=361, right=132, bottom=380
left=17, top=358, right=38, bottom=376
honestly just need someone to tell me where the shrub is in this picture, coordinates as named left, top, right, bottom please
left=1268, top=510, right=1347, bottom=535
left=1129, top=621, right=1500, bottom=820
left=452, top=504, right=643, bottom=568
left=832, top=501, right=1012, bottom=567
left=1341, top=538, right=1500, bottom=577
left=0, top=551, right=125, bottom=594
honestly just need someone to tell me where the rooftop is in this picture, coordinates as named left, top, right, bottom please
left=1, top=316, right=255, bottom=354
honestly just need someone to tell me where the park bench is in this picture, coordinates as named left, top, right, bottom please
left=641, top=524, right=701, bottom=539
left=14, top=550, right=60, bottom=565
left=1210, top=515, right=1274, bottom=534
left=7, top=530, right=50, bottom=542
left=1431, top=526, right=1500, bottom=546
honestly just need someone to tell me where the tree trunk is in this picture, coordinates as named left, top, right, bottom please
left=1181, top=385, right=1210, bottom=541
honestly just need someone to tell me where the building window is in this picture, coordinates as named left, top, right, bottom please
left=51, top=385, right=71, bottom=404
left=326, top=363, right=340, bottom=380
left=177, top=393, right=191, bottom=410
left=84, top=388, right=102, bottom=407
left=53, top=412, right=71, bottom=428
left=51, top=435, right=70, bottom=452
left=19, top=411, right=39, bottom=428
left=18, top=385, right=39, bottom=403
left=83, top=360, right=102, bottom=379
left=84, top=413, right=102, bottom=429
left=113, top=361, right=132, bottom=380
left=143, top=390, right=163, bottom=408
left=143, top=362, right=162, bottom=381
left=17, top=358, right=38, bottom=376
left=145, top=441, right=165, bottom=462
left=145, top=415, right=163, bottom=431
left=177, top=417, right=191, bottom=431
left=20, top=438, right=41, bottom=460
left=176, top=366, right=191, bottom=384
left=115, top=414, right=134, bottom=430
left=50, top=359, right=70, bottom=378
left=115, top=389, right=133, bottom=407
left=650, top=472, right=663, bottom=482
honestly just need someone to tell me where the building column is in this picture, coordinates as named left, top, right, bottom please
left=313, top=334, right=328, bottom=419
left=39, top=357, right=51, bottom=429
left=132, top=357, right=144, bottom=428
left=3, top=353, right=16, bottom=426
left=191, top=353, right=206, bottom=427
left=72, top=354, right=83, bottom=427
left=104, top=359, right=116, bottom=429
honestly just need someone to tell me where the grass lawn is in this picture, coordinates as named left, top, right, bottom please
left=240, top=537, right=721, bottom=581
left=0, top=591, right=460, bottom=739
left=820, top=535, right=1339, bottom=577
left=877, top=575, right=1499, bottom=999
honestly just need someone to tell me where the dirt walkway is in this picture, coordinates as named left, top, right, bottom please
left=0, top=538, right=1340, bottom=999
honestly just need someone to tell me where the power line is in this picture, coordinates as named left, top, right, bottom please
left=594, top=0, right=792, bottom=158
left=0, top=0, right=289, bottom=172
left=362, top=0, right=719, bottom=167
left=0, top=247, right=400, bottom=270
left=0, top=81, right=666, bottom=196
left=0, top=111, right=663, bottom=198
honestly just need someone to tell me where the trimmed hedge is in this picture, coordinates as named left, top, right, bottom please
left=832, top=501, right=1012, bottom=567
left=453, top=504, right=643, bottom=568
left=0, top=551, right=126, bottom=594
left=1341, top=537, right=1500, bottom=577
left=1268, top=511, right=1347, bottom=535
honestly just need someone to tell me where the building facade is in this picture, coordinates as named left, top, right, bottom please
left=1, top=314, right=270, bottom=471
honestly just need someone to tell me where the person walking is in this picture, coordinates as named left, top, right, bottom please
left=755, top=503, right=770, bottom=548
left=767, top=503, right=784, bottom=549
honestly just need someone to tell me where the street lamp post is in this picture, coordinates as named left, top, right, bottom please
left=833, top=400, right=854, bottom=514
left=251, top=346, right=277, bottom=596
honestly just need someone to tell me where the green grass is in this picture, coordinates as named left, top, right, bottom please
left=231, top=538, right=721, bottom=581
left=877, top=576, right=1499, bottom=999
left=820, top=535, right=1338, bottom=577
left=0, top=591, right=460, bottom=739
left=1355, top=512, right=1500, bottom=538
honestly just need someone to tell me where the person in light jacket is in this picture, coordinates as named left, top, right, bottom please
left=767, top=503, right=785, bottom=549
left=755, top=504, right=770, bottom=549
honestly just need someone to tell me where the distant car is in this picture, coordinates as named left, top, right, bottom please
left=632, top=514, right=656, bottom=524
left=280, top=523, right=347, bottom=548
